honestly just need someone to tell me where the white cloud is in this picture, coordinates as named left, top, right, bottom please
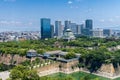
left=0, top=20, right=21, bottom=25
left=68, top=1, right=73, bottom=4
left=10, top=21, right=21, bottom=24
left=109, top=18, right=114, bottom=22
left=115, top=16, right=120, bottom=19
left=67, top=0, right=83, bottom=9
left=100, top=19, right=105, bottom=22
left=0, top=20, right=34, bottom=27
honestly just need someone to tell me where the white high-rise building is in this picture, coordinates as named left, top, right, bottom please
left=55, top=21, right=62, bottom=38
left=77, top=25, right=82, bottom=34
left=92, top=28, right=103, bottom=38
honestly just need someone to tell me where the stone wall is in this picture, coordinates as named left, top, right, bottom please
left=37, top=60, right=79, bottom=76
left=0, top=54, right=27, bottom=65
left=98, top=64, right=115, bottom=77
left=37, top=63, right=60, bottom=77
left=37, top=61, right=120, bottom=78
left=60, top=60, right=79, bottom=73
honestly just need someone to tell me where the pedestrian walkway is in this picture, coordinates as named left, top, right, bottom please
left=0, top=71, right=10, bottom=80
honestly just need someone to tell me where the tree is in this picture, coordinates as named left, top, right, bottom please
left=35, top=58, right=41, bottom=64
left=14, top=65, right=28, bottom=73
left=36, top=49, right=45, bottom=54
left=10, top=65, right=40, bottom=80
left=10, top=69, right=23, bottom=80
left=21, top=60, right=31, bottom=66
left=18, top=49, right=28, bottom=56
left=23, top=70, right=39, bottom=80
left=64, top=52, right=76, bottom=59
left=82, top=50, right=105, bottom=73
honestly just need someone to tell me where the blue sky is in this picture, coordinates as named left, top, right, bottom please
left=0, top=0, right=120, bottom=31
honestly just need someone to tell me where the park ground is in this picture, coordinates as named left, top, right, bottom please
left=47, top=72, right=120, bottom=80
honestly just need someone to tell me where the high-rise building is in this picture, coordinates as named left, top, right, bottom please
left=92, top=28, right=103, bottom=38
left=76, top=25, right=81, bottom=34
left=83, top=19, right=93, bottom=36
left=41, top=18, right=52, bottom=39
left=80, top=24, right=85, bottom=35
left=103, top=29, right=112, bottom=37
left=51, top=25, right=54, bottom=38
left=81, top=23, right=90, bottom=36
left=85, top=19, right=93, bottom=30
left=82, top=28, right=90, bottom=36
left=69, top=23, right=77, bottom=34
left=64, top=20, right=71, bottom=32
left=55, top=21, right=62, bottom=38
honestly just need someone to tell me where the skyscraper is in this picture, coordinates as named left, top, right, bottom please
left=55, top=21, right=62, bottom=38
left=85, top=19, right=93, bottom=30
left=80, top=24, right=85, bottom=35
left=92, top=28, right=103, bottom=38
left=76, top=25, right=81, bottom=34
left=69, top=23, right=77, bottom=34
left=51, top=24, right=54, bottom=38
left=83, top=19, right=93, bottom=36
left=41, top=18, right=52, bottom=39
left=64, top=20, right=71, bottom=32
left=103, top=29, right=112, bottom=37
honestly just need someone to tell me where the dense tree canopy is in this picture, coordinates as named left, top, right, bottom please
left=10, top=65, right=39, bottom=80
left=1, top=37, right=120, bottom=75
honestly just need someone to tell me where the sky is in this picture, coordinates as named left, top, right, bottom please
left=0, top=0, right=120, bottom=31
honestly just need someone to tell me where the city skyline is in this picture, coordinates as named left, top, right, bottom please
left=0, top=0, right=120, bottom=31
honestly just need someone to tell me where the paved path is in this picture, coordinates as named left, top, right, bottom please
left=0, top=71, right=10, bottom=80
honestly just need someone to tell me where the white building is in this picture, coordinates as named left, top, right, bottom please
left=55, top=21, right=63, bottom=38
left=92, top=28, right=103, bottom=38
left=62, top=29, right=75, bottom=41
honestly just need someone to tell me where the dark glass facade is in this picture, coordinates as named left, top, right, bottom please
left=41, top=18, right=52, bottom=39
left=64, top=20, right=71, bottom=32
left=103, top=29, right=112, bottom=37
left=85, top=19, right=93, bottom=30
left=51, top=25, right=54, bottom=38
left=84, top=19, right=93, bottom=36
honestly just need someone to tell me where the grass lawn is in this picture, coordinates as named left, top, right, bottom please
left=114, top=78, right=120, bottom=80
left=47, top=71, right=120, bottom=80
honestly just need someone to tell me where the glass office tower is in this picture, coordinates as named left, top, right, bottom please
left=85, top=19, right=93, bottom=30
left=64, top=20, right=71, bottom=32
left=85, top=19, right=93, bottom=36
left=41, top=18, right=52, bottom=39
